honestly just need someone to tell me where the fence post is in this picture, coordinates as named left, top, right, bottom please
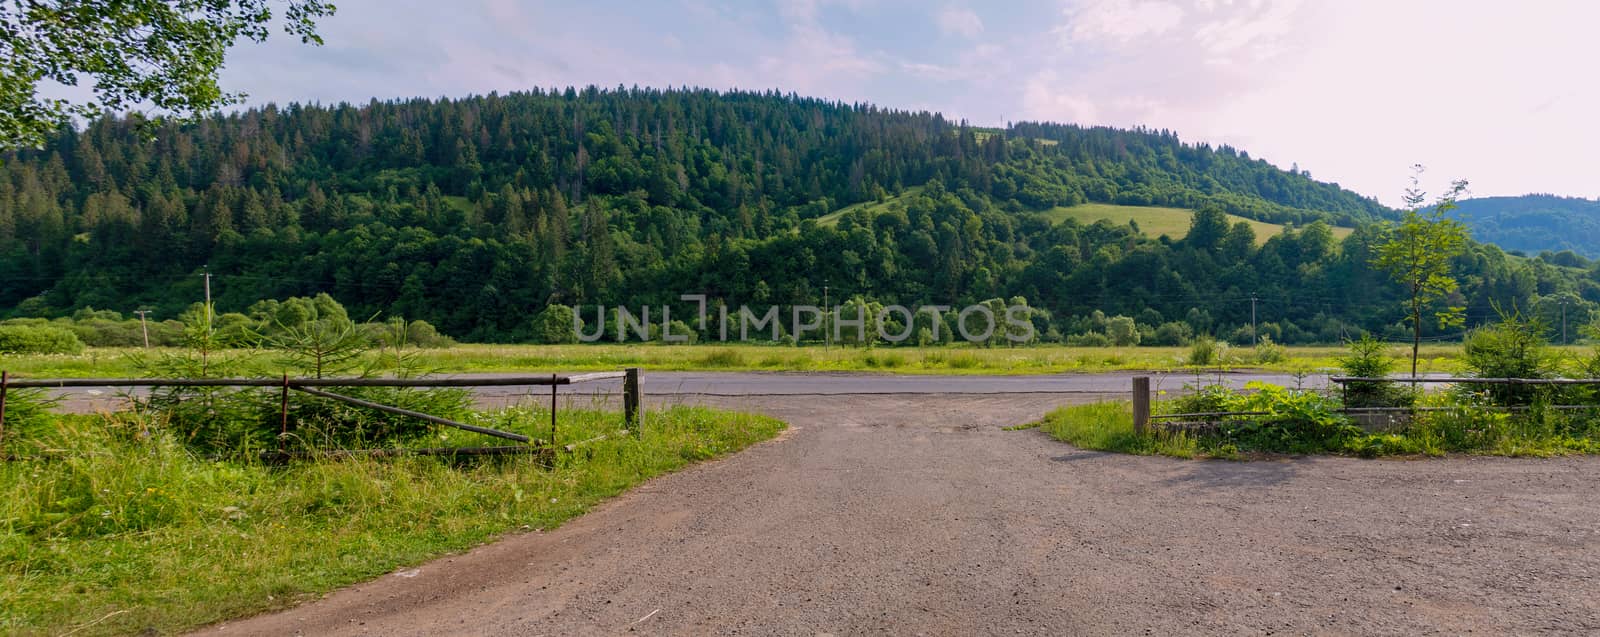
left=624, top=367, right=641, bottom=437
left=1, top=370, right=9, bottom=442
left=279, top=374, right=290, bottom=451
left=1132, top=376, right=1151, bottom=434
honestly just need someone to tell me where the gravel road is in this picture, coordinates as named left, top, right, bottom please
left=190, top=375, right=1600, bottom=636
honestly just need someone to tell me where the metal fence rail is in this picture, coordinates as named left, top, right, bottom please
left=1129, top=375, right=1600, bottom=433
left=2, top=372, right=626, bottom=389
left=0, top=369, right=641, bottom=455
left=1330, top=376, right=1600, bottom=386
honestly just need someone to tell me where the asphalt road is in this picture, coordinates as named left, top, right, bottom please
left=46, top=370, right=1330, bottom=413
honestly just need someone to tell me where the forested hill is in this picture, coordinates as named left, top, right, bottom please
left=1, top=87, right=1592, bottom=343
left=1445, top=195, right=1600, bottom=259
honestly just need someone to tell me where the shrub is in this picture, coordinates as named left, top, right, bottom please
left=1165, top=382, right=1360, bottom=453
left=1186, top=336, right=1224, bottom=366
left=1149, top=321, right=1194, bottom=346
left=1252, top=334, right=1287, bottom=364
left=1338, top=334, right=1414, bottom=408
left=530, top=304, right=579, bottom=344
left=1065, top=331, right=1111, bottom=347
left=406, top=320, right=454, bottom=348
left=665, top=320, right=698, bottom=344
left=1463, top=312, right=1554, bottom=406
left=0, top=387, right=56, bottom=445
left=1105, top=315, right=1140, bottom=346
left=0, top=325, right=85, bottom=354
left=1171, top=382, right=1237, bottom=414
left=1217, top=382, right=1361, bottom=453
left=132, top=310, right=467, bottom=455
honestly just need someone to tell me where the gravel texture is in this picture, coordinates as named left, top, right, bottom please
left=191, top=389, right=1600, bottom=636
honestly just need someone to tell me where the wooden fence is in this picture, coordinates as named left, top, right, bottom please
left=0, top=368, right=642, bottom=458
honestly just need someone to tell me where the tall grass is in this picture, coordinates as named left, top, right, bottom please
left=0, top=406, right=783, bottom=635
left=1036, top=401, right=1199, bottom=458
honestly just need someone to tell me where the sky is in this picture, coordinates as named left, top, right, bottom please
left=217, top=0, right=1600, bottom=206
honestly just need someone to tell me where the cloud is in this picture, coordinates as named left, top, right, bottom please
left=1022, top=72, right=1101, bottom=124
left=1060, top=0, right=1185, bottom=45
left=936, top=6, right=984, bottom=38
left=200, top=0, right=1600, bottom=203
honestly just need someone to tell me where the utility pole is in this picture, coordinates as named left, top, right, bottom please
left=132, top=310, right=151, bottom=348
left=1561, top=298, right=1569, bottom=346
left=200, top=267, right=213, bottom=375
left=202, top=267, right=212, bottom=320
left=823, top=280, right=830, bottom=351
left=1250, top=292, right=1258, bottom=347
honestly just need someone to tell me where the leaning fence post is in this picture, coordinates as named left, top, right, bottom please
left=624, top=367, right=641, bottom=437
left=1132, top=376, right=1151, bottom=434
left=279, top=374, right=290, bottom=451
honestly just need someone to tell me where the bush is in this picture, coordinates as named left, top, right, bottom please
left=406, top=320, right=454, bottom=348
left=1463, top=313, right=1554, bottom=406
left=531, top=304, right=579, bottom=344
left=61, top=317, right=186, bottom=347
left=1252, top=334, right=1286, bottom=364
left=1204, top=382, right=1361, bottom=454
left=665, top=320, right=699, bottom=344
left=1065, top=331, right=1111, bottom=347
left=1149, top=321, right=1194, bottom=346
left=0, top=325, right=85, bottom=354
left=1105, top=316, right=1140, bottom=346
left=1186, top=336, right=1226, bottom=366
left=1338, top=335, right=1414, bottom=408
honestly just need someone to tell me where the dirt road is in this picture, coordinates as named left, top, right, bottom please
left=198, top=381, right=1600, bottom=636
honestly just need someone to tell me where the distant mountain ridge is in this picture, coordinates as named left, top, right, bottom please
left=1446, top=195, right=1600, bottom=258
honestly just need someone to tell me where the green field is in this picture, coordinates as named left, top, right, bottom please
left=818, top=196, right=1353, bottom=246
left=0, top=342, right=1484, bottom=379
left=1041, top=203, right=1355, bottom=245
left=816, top=185, right=924, bottom=226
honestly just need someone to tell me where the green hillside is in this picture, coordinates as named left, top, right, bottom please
left=1042, top=203, right=1355, bottom=245
left=817, top=186, right=924, bottom=226
left=1, top=87, right=1585, bottom=344
left=827, top=199, right=1353, bottom=246
left=1445, top=195, right=1600, bottom=258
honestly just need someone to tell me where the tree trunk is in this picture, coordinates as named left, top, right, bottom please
left=1411, top=298, right=1421, bottom=385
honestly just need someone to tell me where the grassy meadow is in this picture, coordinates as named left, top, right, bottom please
left=815, top=196, right=1355, bottom=245
left=1, top=405, right=783, bottom=635
left=1040, top=202, right=1356, bottom=244
left=0, top=342, right=1490, bottom=379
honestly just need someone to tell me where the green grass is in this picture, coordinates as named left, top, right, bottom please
left=1035, top=399, right=1600, bottom=460
left=1035, top=401, right=1200, bottom=457
left=815, top=196, right=1354, bottom=245
left=816, top=185, right=924, bottom=227
left=0, top=343, right=1487, bottom=379
left=0, top=406, right=784, bottom=635
left=1040, top=203, right=1355, bottom=245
